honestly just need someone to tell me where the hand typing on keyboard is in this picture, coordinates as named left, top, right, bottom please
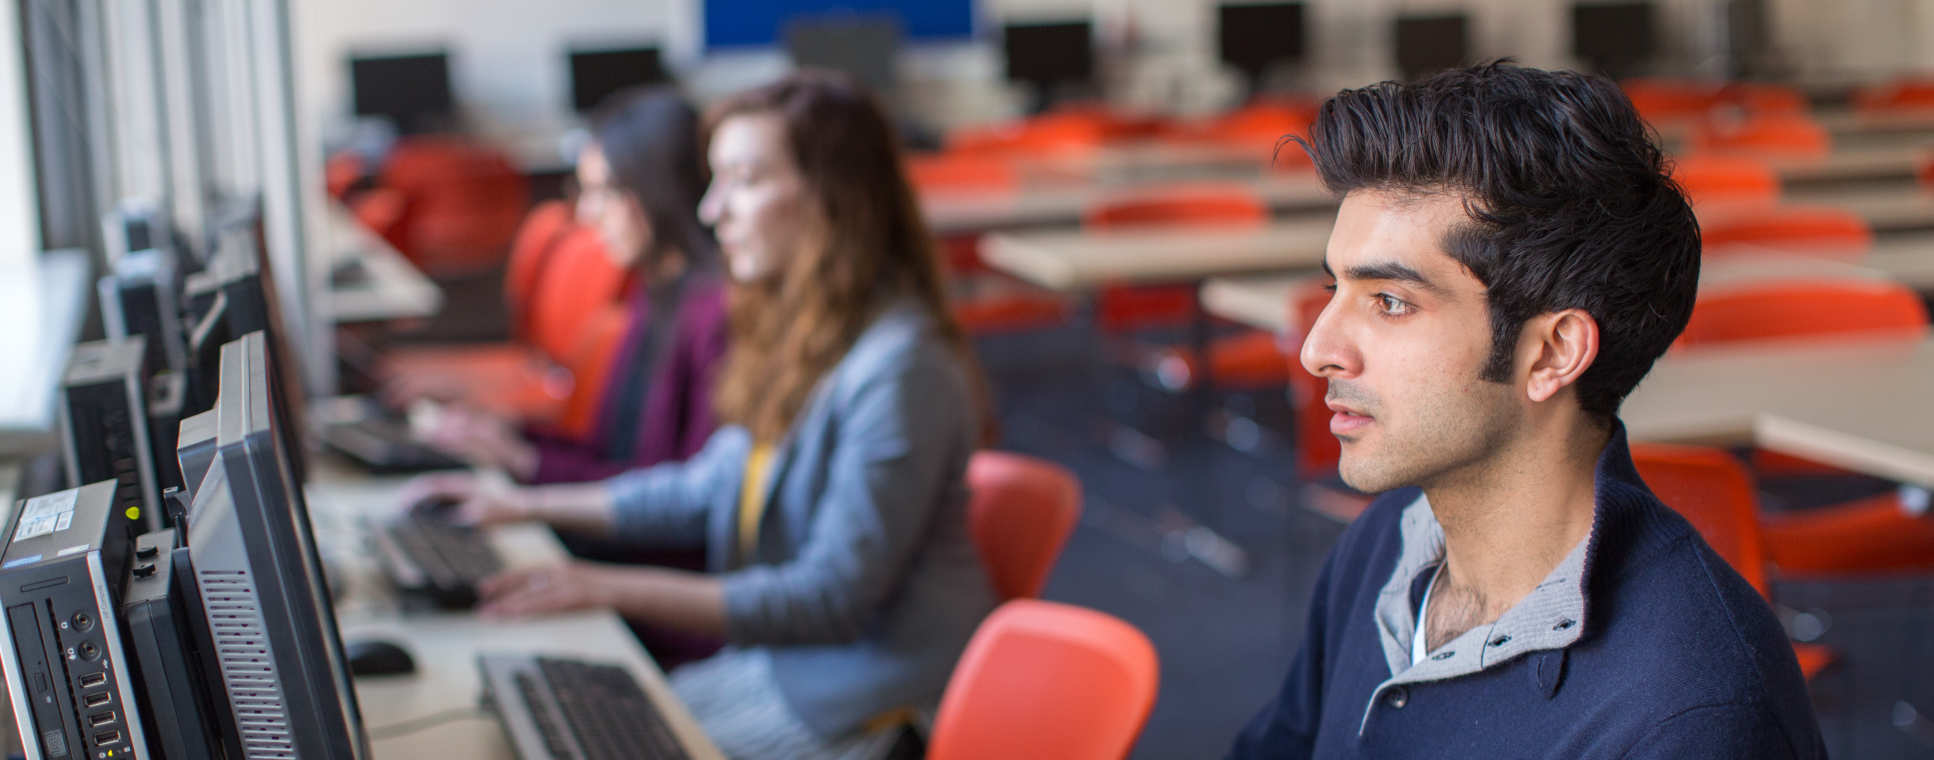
left=475, top=561, right=615, bottom=620
left=395, top=471, right=534, bottom=527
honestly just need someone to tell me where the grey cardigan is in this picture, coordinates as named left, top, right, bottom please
left=603, top=298, right=999, bottom=737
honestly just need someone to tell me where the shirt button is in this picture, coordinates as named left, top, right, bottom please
left=1384, top=687, right=1409, bottom=709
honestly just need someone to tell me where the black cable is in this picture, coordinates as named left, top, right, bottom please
left=366, top=706, right=492, bottom=741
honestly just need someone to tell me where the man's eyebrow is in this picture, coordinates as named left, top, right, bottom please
left=1339, top=260, right=1449, bottom=297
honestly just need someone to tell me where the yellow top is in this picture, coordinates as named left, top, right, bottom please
left=737, top=444, right=776, bottom=561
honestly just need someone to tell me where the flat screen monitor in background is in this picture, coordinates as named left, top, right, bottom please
left=1393, top=13, right=1471, bottom=82
left=181, top=210, right=310, bottom=486
left=179, top=330, right=369, bottom=758
left=1003, top=21, right=1095, bottom=111
left=568, top=45, right=669, bottom=113
left=1573, top=2, right=1657, bottom=78
left=349, top=50, right=454, bottom=135
left=1219, top=2, right=1307, bottom=92
left=786, top=15, right=902, bottom=96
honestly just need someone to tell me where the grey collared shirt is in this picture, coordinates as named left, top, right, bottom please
left=1359, top=493, right=1590, bottom=734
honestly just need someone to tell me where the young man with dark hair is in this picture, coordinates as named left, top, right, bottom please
left=1229, top=63, right=1824, bottom=758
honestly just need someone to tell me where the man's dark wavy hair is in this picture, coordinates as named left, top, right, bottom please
left=1291, top=61, right=1701, bottom=423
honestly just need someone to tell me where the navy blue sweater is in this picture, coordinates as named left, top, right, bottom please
left=1230, top=426, right=1825, bottom=759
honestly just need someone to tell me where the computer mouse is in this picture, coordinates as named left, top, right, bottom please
left=345, top=638, right=417, bottom=677
left=410, top=495, right=461, bottom=521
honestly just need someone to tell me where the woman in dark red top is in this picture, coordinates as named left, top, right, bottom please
left=417, top=87, right=728, bottom=484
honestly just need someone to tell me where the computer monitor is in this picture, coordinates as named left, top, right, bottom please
left=180, top=217, right=309, bottom=485
left=786, top=15, right=902, bottom=95
left=349, top=50, right=454, bottom=135
left=568, top=45, right=668, bottom=113
left=177, top=330, right=369, bottom=758
left=1219, top=3, right=1307, bottom=88
left=1003, top=20, right=1095, bottom=108
left=1393, top=13, right=1471, bottom=82
left=1572, top=2, right=1657, bottom=78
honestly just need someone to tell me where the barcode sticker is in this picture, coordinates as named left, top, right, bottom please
left=14, top=490, right=79, bottom=542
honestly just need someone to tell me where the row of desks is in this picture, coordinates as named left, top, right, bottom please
left=926, top=142, right=1934, bottom=235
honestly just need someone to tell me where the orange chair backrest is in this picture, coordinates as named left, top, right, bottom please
left=1698, top=205, right=1872, bottom=258
left=1690, top=115, right=1831, bottom=158
left=1286, top=280, right=1339, bottom=478
left=907, top=153, right=1018, bottom=194
left=1722, top=83, right=1808, bottom=115
left=1676, top=278, right=1929, bottom=350
left=526, top=227, right=630, bottom=361
left=325, top=151, right=366, bottom=200
left=551, top=304, right=631, bottom=440
left=1084, top=186, right=1268, bottom=229
left=1629, top=443, right=1770, bottom=597
left=965, top=452, right=1083, bottom=600
left=505, top=201, right=576, bottom=324
left=1622, top=79, right=1723, bottom=125
left=1853, top=80, right=1934, bottom=114
left=1672, top=155, right=1780, bottom=207
left=928, top=599, right=1159, bottom=760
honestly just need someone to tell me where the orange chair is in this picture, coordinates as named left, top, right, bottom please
left=504, top=200, right=577, bottom=337
left=1629, top=443, right=1833, bottom=679
left=379, top=137, right=533, bottom=276
left=379, top=222, right=630, bottom=428
left=1671, top=279, right=1934, bottom=580
left=1852, top=79, right=1934, bottom=115
left=1697, top=205, right=1872, bottom=259
left=1168, top=100, right=1318, bottom=157
left=908, top=153, right=1019, bottom=195
left=325, top=151, right=367, bottom=200
left=927, top=599, right=1159, bottom=760
left=1621, top=79, right=1725, bottom=125
left=1675, top=278, right=1928, bottom=350
left=1760, top=496, right=1934, bottom=575
left=1689, top=115, right=1831, bottom=158
left=1085, top=186, right=1268, bottom=333
left=549, top=304, right=631, bottom=439
left=965, top=451, right=1083, bottom=600
left=1721, top=83, right=1809, bottom=116
left=1672, top=155, right=1780, bottom=208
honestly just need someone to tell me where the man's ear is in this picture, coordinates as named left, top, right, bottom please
left=1521, top=309, right=1600, bottom=404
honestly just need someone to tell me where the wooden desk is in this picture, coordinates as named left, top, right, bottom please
left=304, top=465, right=723, bottom=759
left=321, top=205, right=444, bottom=324
left=1623, top=336, right=1934, bottom=487
left=980, top=218, right=1333, bottom=291
left=923, top=172, right=1335, bottom=236
left=1772, top=144, right=1930, bottom=185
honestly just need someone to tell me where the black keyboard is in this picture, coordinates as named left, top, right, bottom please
left=321, top=414, right=467, bottom=474
left=479, top=654, right=692, bottom=760
left=371, top=509, right=505, bottom=608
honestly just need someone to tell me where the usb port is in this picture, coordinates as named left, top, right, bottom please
left=88, top=711, right=114, bottom=728
left=82, top=691, right=110, bottom=708
left=78, top=672, right=106, bottom=689
left=93, top=729, right=121, bottom=747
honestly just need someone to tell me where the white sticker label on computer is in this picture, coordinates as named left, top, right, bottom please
left=13, top=489, right=79, bottom=542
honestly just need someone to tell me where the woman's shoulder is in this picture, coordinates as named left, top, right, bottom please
left=836, top=299, right=965, bottom=389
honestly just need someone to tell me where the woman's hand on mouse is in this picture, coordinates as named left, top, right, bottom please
left=475, top=561, right=614, bottom=619
left=395, top=472, right=534, bottom=527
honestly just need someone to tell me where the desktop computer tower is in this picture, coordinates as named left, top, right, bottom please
left=0, top=480, right=155, bottom=760
left=119, top=528, right=224, bottom=760
left=98, top=248, right=189, bottom=381
left=57, top=337, right=163, bottom=535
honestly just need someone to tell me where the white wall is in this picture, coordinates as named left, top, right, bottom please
left=289, top=0, right=1934, bottom=145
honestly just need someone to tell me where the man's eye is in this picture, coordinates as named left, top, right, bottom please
left=1376, top=294, right=1411, bottom=316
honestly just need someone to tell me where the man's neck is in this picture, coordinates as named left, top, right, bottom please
left=1423, top=418, right=1608, bottom=640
